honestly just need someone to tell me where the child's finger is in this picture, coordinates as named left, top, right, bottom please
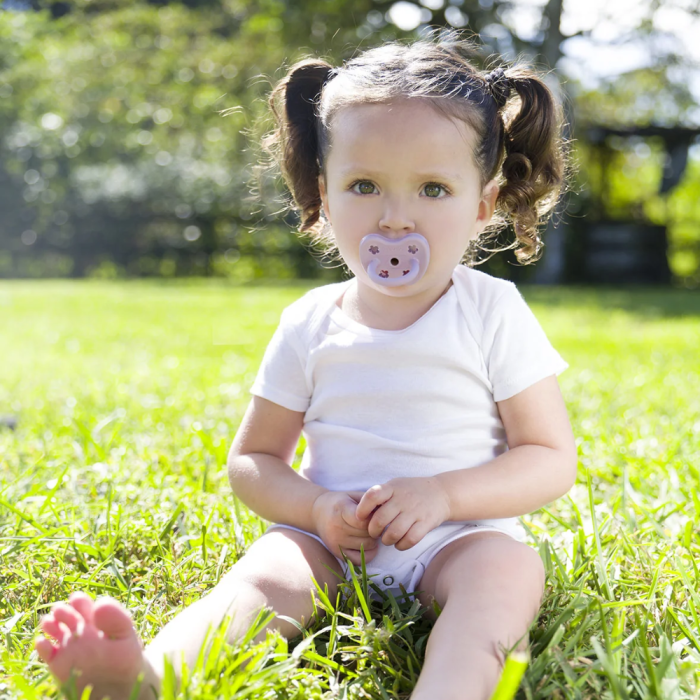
left=381, top=513, right=415, bottom=547
left=341, top=549, right=362, bottom=566
left=395, top=521, right=429, bottom=551
left=339, top=523, right=375, bottom=537
left=367, top=501, right=401, bottom=539
left=355, top=484, right=392, bottom=521
left=341, top=547, right=377, bottom=566
left=342, top=503, right=372, bottom=531
left=342, top=535, right=379, bottom=551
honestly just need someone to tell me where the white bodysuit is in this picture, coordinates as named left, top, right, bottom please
left=250, top=264, right=569, bottom=597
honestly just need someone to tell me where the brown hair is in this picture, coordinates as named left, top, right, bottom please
left=260, top=30, right=571, bottom=267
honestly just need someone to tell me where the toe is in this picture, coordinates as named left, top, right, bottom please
left=34, top=635, right=59, bottom=664
left=52, top=604, right=82, bottom=633
left=93, top=598, right=136, bottom=640
left=39, top=615, right=64, bottom=642
left=68, top=591, right=95, bottom=625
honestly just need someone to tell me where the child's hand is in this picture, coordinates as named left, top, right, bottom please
left=311, top=490, right=379, bottom=566
left=355, top=477, right=451, bottom=551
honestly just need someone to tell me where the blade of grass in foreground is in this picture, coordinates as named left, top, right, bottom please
left=489, top=651, right=529, bottom=700
left=343, top=550, right=372, bottom=622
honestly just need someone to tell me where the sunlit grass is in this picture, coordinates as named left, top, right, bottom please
left=1, top=279, right=699, bottom=699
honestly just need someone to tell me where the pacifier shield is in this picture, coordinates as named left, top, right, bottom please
left=359, top=233, right=430, bottom=287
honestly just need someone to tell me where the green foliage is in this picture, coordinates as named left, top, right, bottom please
left=0, top=1, right=396, bottom=279
left=574, top=66, right=698, bottom=129
left=2, top=0, right=699, bottom=284
left=1, top=281, right=700, bottom=698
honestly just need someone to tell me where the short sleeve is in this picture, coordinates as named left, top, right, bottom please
left=482, top=283, right=569, bottom=402
left=249, top=307, right=311, bottom=413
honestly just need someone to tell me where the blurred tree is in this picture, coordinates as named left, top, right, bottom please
left=1, top=0, right=699, bottom=284
left=1, top=0, right=402, bottom=279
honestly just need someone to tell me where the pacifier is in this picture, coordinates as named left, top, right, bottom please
left=359, top=233, right=430, bottom=287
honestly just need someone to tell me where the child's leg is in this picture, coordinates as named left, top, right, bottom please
left=35, top=529, right=342, bottom=700
left=144, top=528, right=343, bottom=678
left=410, top=531, right=545, bottom=700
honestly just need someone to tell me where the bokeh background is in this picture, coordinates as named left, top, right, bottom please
left=3, top=4, right=700, bottom=698
left=1, top=0, right=700, bottom=288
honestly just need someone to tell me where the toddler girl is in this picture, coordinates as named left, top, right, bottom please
left=35, top=32, right=578, bottom=700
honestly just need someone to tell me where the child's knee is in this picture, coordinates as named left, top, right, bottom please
left=238, top=563, right=314, bottom=602
left=202, top=575, right=307, bottom=642
left=215, top=551, right=321, bottom=621
left=230, top=530, right=341, bottom=598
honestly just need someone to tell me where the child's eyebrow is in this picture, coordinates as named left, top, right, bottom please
left=339, top=166, right=465, bottom=182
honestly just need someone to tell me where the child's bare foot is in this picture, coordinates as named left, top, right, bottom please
left=35, top=592, right=160, bottom=700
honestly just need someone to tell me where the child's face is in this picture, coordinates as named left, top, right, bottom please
left=318, top=99, right=499, bottom=297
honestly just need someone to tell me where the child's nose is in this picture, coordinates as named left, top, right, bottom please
left=378, top=199, right=415, bottom=235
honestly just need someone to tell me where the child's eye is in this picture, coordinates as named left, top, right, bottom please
left=423, top=183, right=449, bottom=198
left=351, top=181, right=377, bottom=195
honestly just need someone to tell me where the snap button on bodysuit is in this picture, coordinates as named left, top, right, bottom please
left=383, top=575, right=395, bottom=586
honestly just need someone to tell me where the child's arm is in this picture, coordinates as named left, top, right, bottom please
left=435, top=373, right=577, bottom=520
left=227, top=395, right=325, bottom=533
left=228, top=396, right=377, bottom=563
left=355, top=375, right=577, bottom=549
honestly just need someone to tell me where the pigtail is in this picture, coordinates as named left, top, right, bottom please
left=266, top=59, right=334, bottom=234
left=493, top=68, right=567, bottom=264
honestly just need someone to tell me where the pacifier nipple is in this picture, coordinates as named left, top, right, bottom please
left=359, top=233, right=430, bottom=287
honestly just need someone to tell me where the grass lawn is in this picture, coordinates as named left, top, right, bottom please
left=1, top=279, right=699, bottom=699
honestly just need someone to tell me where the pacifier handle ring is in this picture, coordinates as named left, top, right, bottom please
left=367, top=258, right=421, bottom=287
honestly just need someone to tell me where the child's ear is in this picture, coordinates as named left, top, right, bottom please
left=318, top=175, right=331, bottom=221
left=475, top=179, right=499, bottom=232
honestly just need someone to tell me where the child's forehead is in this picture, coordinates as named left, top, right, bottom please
left=330, top=99, right=468, bottom=133
left=326, top=100, right=478, bottom=172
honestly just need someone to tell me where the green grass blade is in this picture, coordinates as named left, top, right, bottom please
left=489, top=651, right=529, bottom=700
